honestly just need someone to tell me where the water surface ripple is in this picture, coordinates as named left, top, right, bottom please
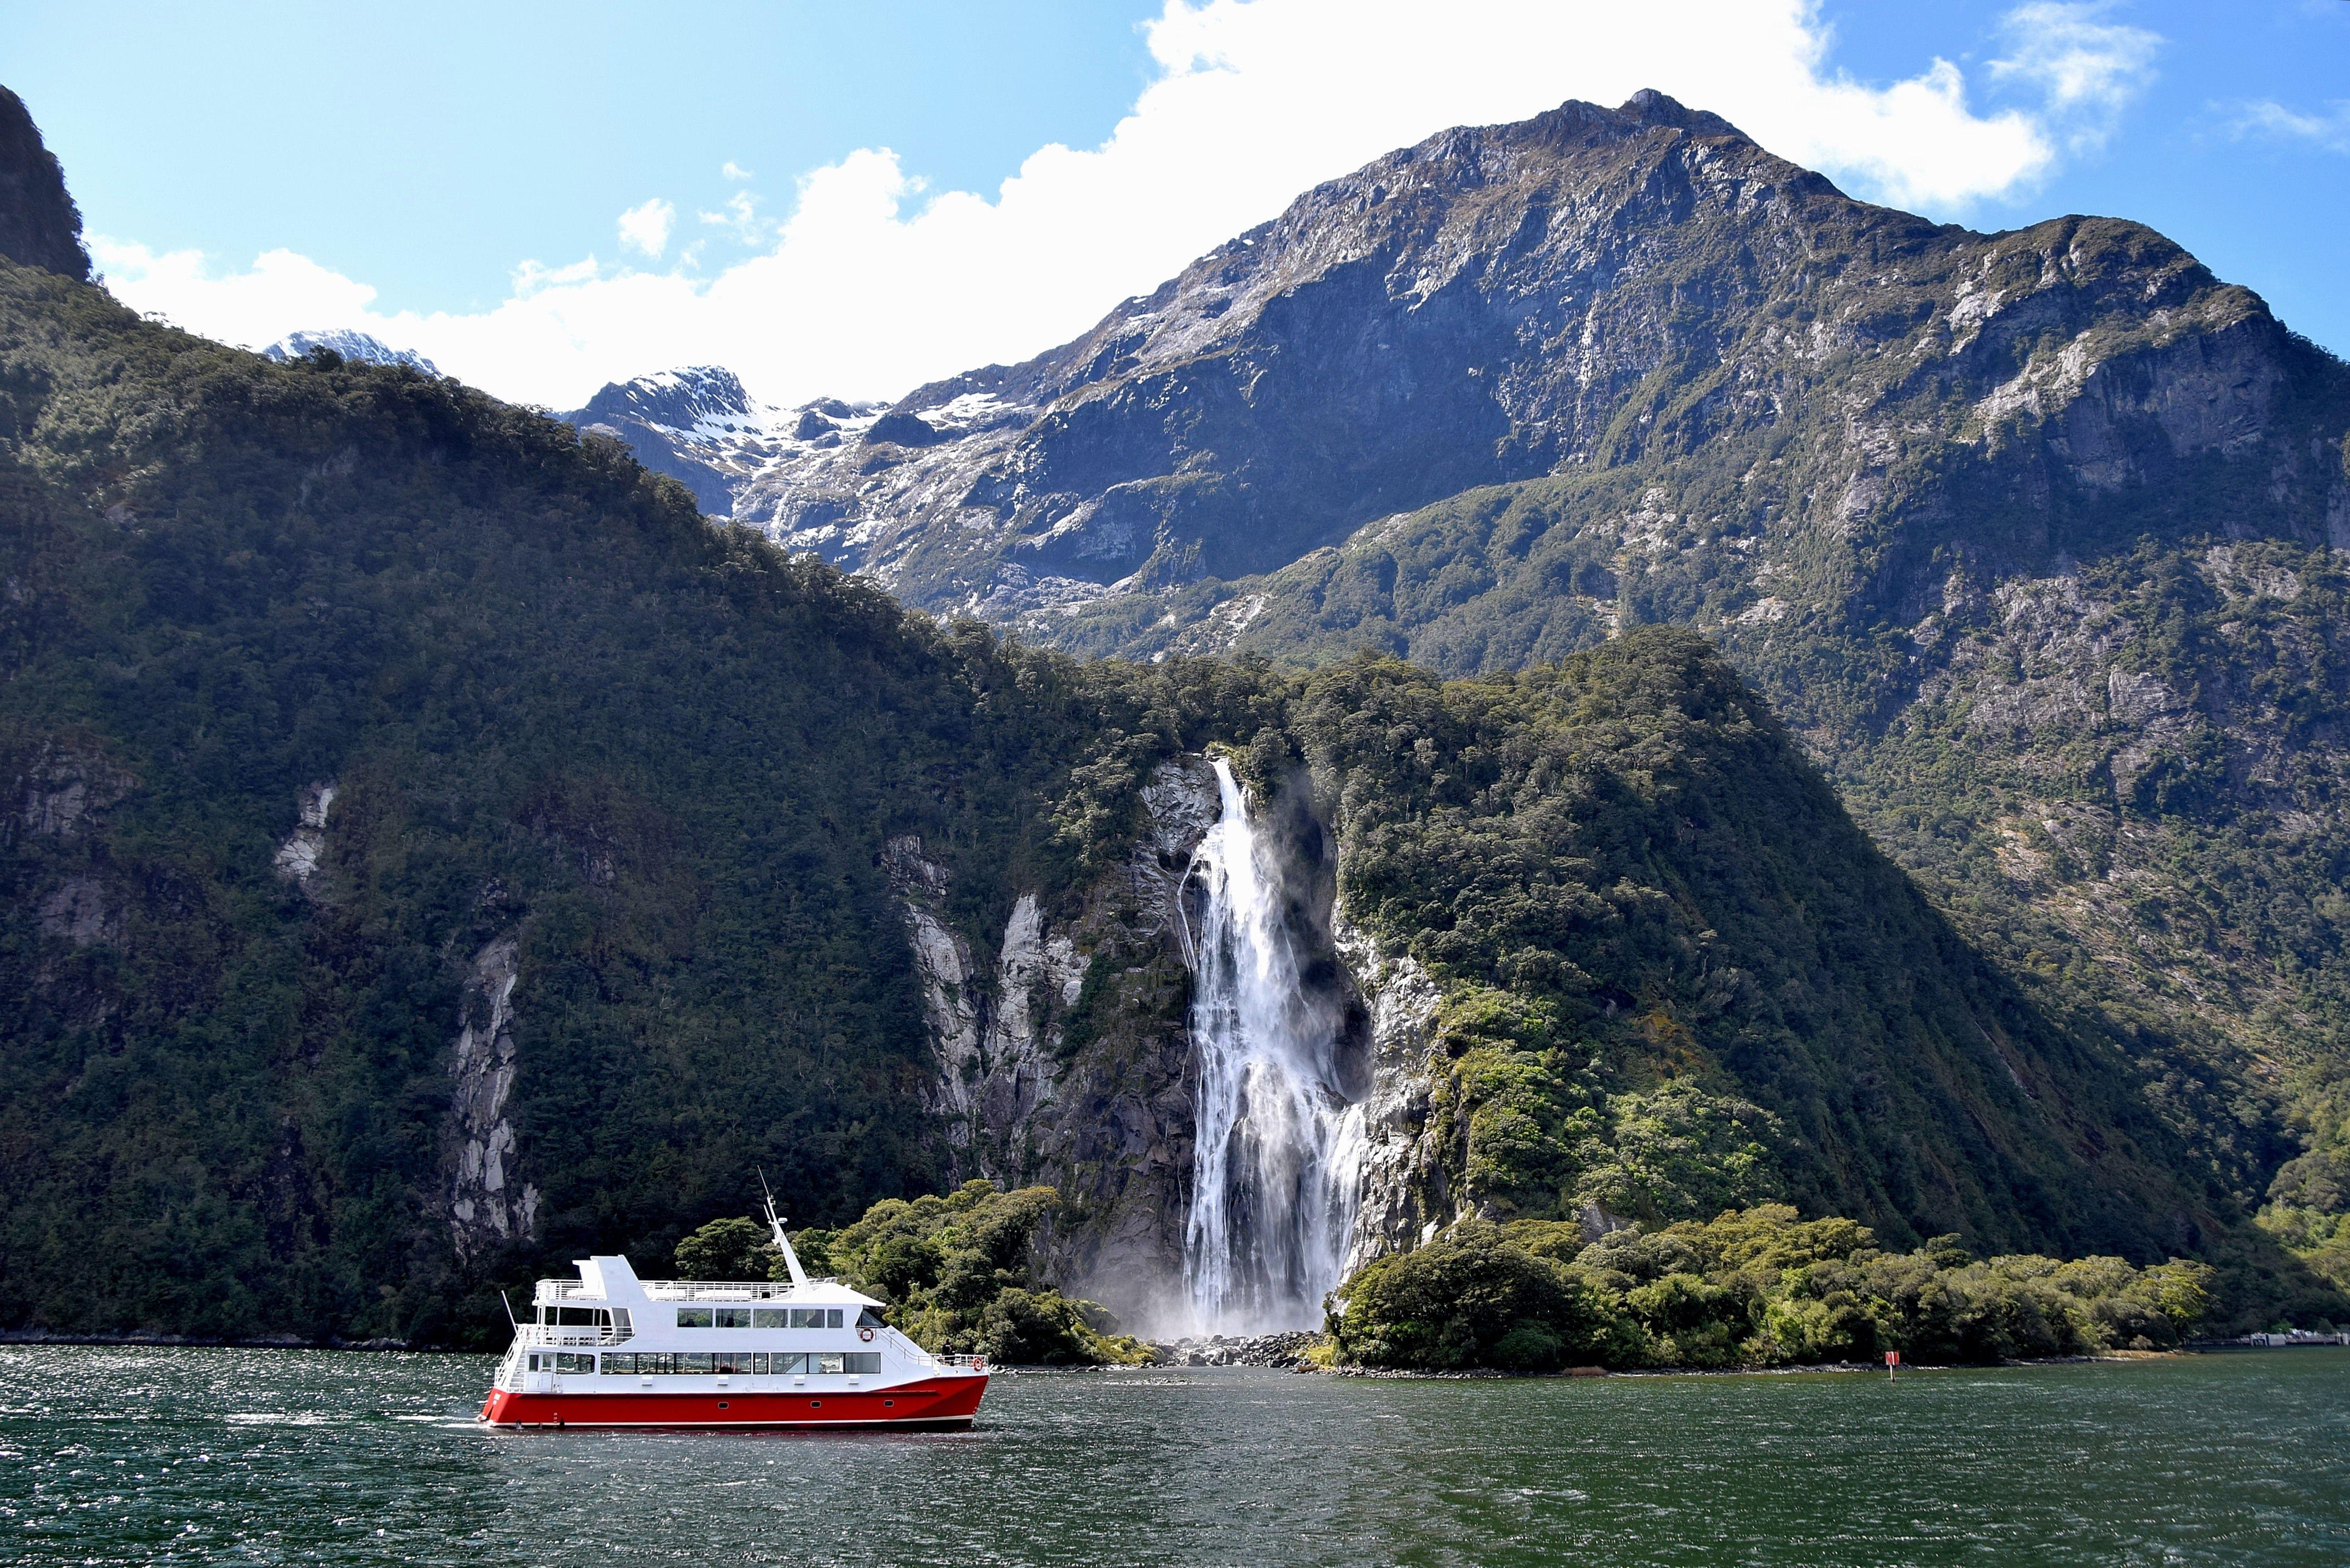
left=2, top=1347, right=2344, bottom=1565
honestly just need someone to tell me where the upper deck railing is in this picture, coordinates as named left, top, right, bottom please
left=541, top=1276, right=841, bottom=1302
left=509, top=1323, right=634, bottom=1348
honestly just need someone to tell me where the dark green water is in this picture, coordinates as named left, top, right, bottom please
left=1, top=1346, right=2343, bottom=1565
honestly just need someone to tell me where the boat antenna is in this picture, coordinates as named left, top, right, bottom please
left=500, top=1289, right=518, bottom=1329
left=759, top=1168, right=810, bottom=1290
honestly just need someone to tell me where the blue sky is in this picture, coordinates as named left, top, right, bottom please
left=2, top=1, right=2342, bottom=406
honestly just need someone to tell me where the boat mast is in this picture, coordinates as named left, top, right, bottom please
left=759, top=1171, right=811, bottom=1290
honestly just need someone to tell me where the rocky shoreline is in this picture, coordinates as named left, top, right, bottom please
left=1148, top=1332, right=1321, bottom=1369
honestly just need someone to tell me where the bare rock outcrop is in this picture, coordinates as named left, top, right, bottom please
left=36, top=875, right=115, bottom=947
left=271, top=781, right=336, bottom=890
left=883, top=757, right=1220, bottom=1329
left=14, top=745, right=132, bottom=842
left=447, top=935, right=537, bottom=1256
left=1333, top=911, right=1448, bottom=1274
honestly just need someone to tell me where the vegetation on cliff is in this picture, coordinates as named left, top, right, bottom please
left=1327, top=1206, right=2219, bottom=1373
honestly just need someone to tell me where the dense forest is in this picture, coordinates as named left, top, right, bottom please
left=0, top=90, right=2338, bottom=1345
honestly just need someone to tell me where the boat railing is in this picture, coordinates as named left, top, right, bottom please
left=539, top=1277, right=841, bottom=1302
left=509, top=1323, right=635, bottom=1348
left=931, top=1354, right=987, bottom=1372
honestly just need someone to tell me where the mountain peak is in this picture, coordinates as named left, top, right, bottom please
left=569, top=365, right=757, bottom=431
left=0, top=86, right=90, bottom=281
left=263, top=328, right=441, bottom=377
left=1611, top=87, right=1744, bottom=138
left=559, top=365, right=786, bottom=518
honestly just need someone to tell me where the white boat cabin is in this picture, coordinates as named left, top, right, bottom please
left=491, top=1207, right=980, bottom=1397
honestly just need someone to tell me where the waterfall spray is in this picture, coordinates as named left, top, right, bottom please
left=1181, top=758, right=1366, bottom=1334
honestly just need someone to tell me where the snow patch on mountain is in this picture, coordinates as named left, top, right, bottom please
left=264, top=328, right=441, bottom=376
left=555, top=365, right=884, bottom=519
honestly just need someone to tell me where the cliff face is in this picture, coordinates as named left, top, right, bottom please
left=878, top=759, right=1215, bottom=1328
left=0, top=88, right=88, bottom=280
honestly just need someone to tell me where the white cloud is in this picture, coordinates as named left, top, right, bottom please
left=697, top=188, right=769, bottom=243
left=721, top=160, right=755, bottom=181
left=1989, top=1, right=2161, bottom=150
left=617, top=198, right=675, bottom=258
left=2229, top=98, right=2350, bottom=155
left=91, top=0, right=2157, bottom=411
left=90, top=241, right=380, bottom=348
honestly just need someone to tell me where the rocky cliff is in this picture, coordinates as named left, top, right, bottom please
left=875, top=759, right=1214, bottom=1328
left=0, top=88, right=87, bottom=280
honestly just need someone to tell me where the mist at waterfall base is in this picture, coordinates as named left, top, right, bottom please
left=1177, top=759, right=1367, bottom=1337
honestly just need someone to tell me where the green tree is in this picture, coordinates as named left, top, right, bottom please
left=673, top=1217, right=779, bottom=1281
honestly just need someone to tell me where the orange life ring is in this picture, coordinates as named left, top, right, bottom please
left=858, top=1326, right=875, bottom=1342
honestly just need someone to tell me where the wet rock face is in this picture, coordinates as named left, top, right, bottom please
left=885, top=758, right=1222, bottom=1331
left=1332, top=916, right=1448, bottom=1274
left=446, top=936, right=538, bottom=1256
left=882, top=755, right=1418, bottom=1334
left=884, top=838, right=1086, bottom=1164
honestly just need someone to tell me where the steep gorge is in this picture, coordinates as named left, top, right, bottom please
left=0, top=89, right=2339, bottom=1344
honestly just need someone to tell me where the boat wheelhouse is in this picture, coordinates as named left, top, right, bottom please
left=479, top=1200, right=987, bottom=1428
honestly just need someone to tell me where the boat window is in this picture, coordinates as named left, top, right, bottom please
left=844, top=1353, right=880, bottom=1374
left=752, top=1308, right=787, bottom=1328
left=759, top=1353, right=812, bottom=1375
left=553, top=1352, right=596, bottom=1373
left=676, top=1307, right=713, bottom=1328
left=788, top=1308, right=825, bottom=1329
left=607, top=1353, right=675, bottom=1374
left=555, top=1306, right=606, bottom=1328
left=712, top=1351, right=753, bottom=1374
left=713, top=1308, right=752, bottom=1329
left=816, top=1353, right=846, bottom=1375
left=829, top=1309, right=844, bottom=1328
left=676, top=1353, right=715, bottom=1374
left=857, top=1308, right=885, bottom=1328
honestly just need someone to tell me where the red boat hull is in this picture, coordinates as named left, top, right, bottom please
left=479, top=1374, right=988, bottom=1429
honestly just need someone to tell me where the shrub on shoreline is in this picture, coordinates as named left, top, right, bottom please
left=1327, top=1206, right=2214, bottom=1372
left=792, top=1182, right=1152, bottom=1366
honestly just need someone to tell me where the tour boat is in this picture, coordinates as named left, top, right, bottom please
left=479, top=1199, right=987, bottom=1429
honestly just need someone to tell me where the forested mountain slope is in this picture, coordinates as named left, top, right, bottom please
left=693, top=92, right=2350, bottom=1294
left=1, top=94, right=2330, bottom=1341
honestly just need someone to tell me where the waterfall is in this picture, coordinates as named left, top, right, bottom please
left=1181, top=758, right=1367, bottom=1334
